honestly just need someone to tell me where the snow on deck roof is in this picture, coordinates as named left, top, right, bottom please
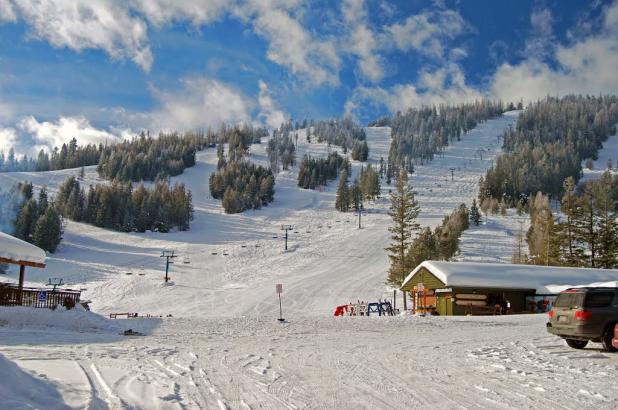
left=0, top=231, right=46, bottom=267
left=401, top=261, right=618, bottom=294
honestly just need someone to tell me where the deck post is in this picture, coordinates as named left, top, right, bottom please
left=18, top=264, right=25, bottom=290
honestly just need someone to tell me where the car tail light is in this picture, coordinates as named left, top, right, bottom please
left=575, top=310, right=593, bottom=321
left=548, top=309, right=554, bottom=319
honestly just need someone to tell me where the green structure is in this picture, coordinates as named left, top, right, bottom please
left=400, top=261, right=618, bottom=316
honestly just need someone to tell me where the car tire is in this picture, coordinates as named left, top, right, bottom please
left=601, top=327, right=618, bottom=352
left=565, top=339, right=588, bottom=349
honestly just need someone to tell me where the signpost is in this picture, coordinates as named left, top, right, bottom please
left=37, top=290, right=47, bottom=304
left=276, top=283, right=284, bottom=322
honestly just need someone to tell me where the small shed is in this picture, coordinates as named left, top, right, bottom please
left=0, top=231, right=46, bottom=289
left=401, top=261, right=618, bottom=315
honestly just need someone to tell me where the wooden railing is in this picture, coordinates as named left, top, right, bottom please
left=0, top=283, right=81, bottom=309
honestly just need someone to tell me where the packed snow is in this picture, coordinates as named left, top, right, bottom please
left=1, top=312, right=617, bottom=409
left=1, top=112, right=616, bottom=409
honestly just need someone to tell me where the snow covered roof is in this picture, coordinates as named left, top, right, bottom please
left=401, top=261, right=618, bottom=294
left=0, top=231, right=46, bottom=267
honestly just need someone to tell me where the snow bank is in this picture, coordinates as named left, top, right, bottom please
left=0, top=354, right=69, bottom=410
left=0, top=231, right=46, bottom=265
left=0, top=306, right=120, bottom=333
left=402, top=261, right=618, bottom=293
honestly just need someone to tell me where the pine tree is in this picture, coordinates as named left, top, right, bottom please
left=406, top=227, right=437, bottom=269
left=470, top=199, right=481, bottom=226
left=593, top=172, right=618, bottom=268
left=15, top=198, right=39, bottom=242
left=557, top=177, right=582, bottom=265
left=33, top=206, right=63, bottom=253
left=385, top=170, right=420, bottom=310
left=526, top=193, right=560, bottom=265
left=351, top=178, right=362, bottom=211
left=335, top=169, right=350, bottom=212
left=576, top=185, right=599, bottom=267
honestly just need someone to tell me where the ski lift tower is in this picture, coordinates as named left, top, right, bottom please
left=281, top=225, right=293, bottom=251
left=160, top=250, right=177, bottom=283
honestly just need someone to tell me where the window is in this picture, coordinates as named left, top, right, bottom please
left=584, top=292, right=615, bottom=308
left=554, top=293, right=584, bottom=308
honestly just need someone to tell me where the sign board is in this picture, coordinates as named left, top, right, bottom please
left=37, top=290, right=47, bottom=303
left=276, top=284, right=283, bottom=294
left=435, top=288, right=453, bottom=294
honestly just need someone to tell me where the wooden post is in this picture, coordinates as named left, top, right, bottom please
left=18, top=264, right=25, bottom=290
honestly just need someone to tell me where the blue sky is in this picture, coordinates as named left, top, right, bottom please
left=0, top=0, right=617, bottom=156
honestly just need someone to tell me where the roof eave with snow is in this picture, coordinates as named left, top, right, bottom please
left=0, top=232, right=46, bottom=268
left=401, top=261, right=618, bottom=294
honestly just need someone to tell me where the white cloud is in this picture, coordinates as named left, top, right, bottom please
left=151, top=77, right=252, bottom=131
left=0, top=0, right=17, bottom=22
left=490, top=2, right=618, bottom=103
left=129, top=0, right=229, bottom=27
left=244, top=3, right=340, bottom=86
left=387, top=9, right=466, bottom=59
left=257, top=80, right=287, bottom=129
left=524, top=7, right=555, bottom=60
left=7, top=0, right=153, bottom=71
left=342, top=0, right=384, bottom=83
left=0, top=127, right=18, bottom=151
left=2, top=0, right=340, bottom=85
left=0, top=100, right=14, bottom=123
left=345, top=63, right=482, bottom=117
left=17, top=115, right=122, bottom=152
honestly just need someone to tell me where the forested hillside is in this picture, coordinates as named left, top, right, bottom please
left=55, top=176, right=194, bottom=232
left=0, top=138, right=102, bottom=172
left=0, top=182, right=63, bottom=252
left=297, top=152, right=349, bottom=190
left=525, top=172, right=618, bottom=269
left=483, top=95, right=618, bottom=203
left=311, top=118, right=366, bottom=150
left=383, top=100, right=505, bottom=178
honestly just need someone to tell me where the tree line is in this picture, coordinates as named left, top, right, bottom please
left=335, top=164, right=380, bottom=212
left=209, top=160, right=275, bottom=214
left=0, top=138, right=103, bottom=172
left=266, top=132, right=296, bottom=172
left=297, top=152, right=349, bottom=190
left=382, top=100, right=505, bottom=179
left=483, top=95, right=618, bottom=204
left=311, top=117, right=367, bottom=150
left=523, top=173, right=618, bottom=268
left=1, top=182, right=63, bottom=253
left=55, top=176, right=193, bottom=232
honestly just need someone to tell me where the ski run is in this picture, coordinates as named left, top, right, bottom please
left=1, top=112, right=618, bottom=409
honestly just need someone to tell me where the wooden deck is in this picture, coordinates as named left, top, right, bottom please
left=0, top=283, right=81, bottom=309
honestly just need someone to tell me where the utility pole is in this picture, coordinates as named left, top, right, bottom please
left=449, top=167, right=456, bottom=181
left=160, top=250, right=177, bottom=283
left=281, top=225, right=293, bottom=251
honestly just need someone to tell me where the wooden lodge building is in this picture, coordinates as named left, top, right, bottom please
left=401, top=261, right=618, bottom=316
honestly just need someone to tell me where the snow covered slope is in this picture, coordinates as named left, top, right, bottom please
left=0, top=112, right=519, bottom=318
left=581, top=127, right=618, bottom=182
left=2, top=111, right=618, bottom=410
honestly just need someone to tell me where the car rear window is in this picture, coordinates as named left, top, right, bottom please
left=584, top=292, right=615, bottom=308
left=554, top=292, right=584, bottom=308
